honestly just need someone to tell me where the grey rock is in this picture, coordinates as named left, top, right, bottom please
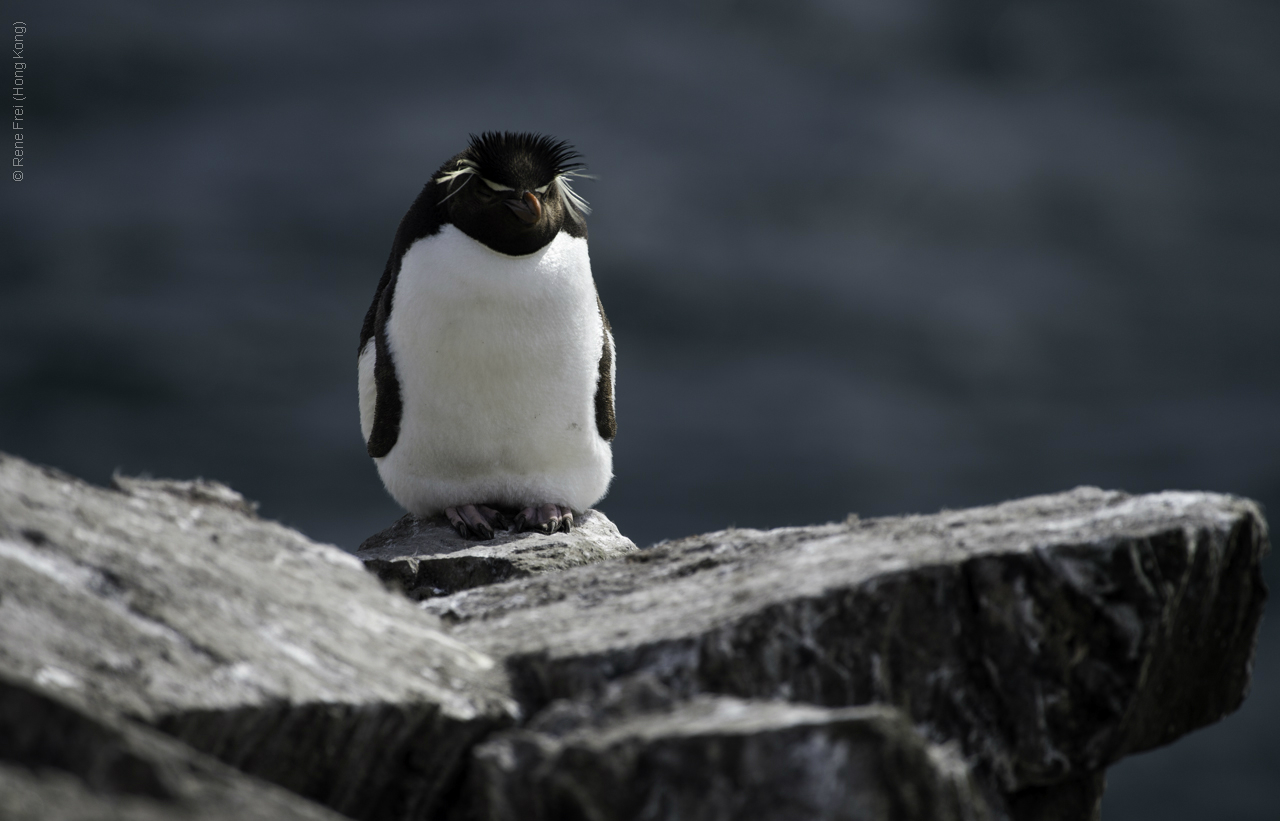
left=469, top=695, right=995, bottom=821
left=0, top=672, right=344, bottom=821
left=3, top=450, right=1267, bottom=821
left=358, top=509, right=637, bottom=599
left=0, top=452, right=518, bottom=821
left=424, top=488, right=1268, bottom=801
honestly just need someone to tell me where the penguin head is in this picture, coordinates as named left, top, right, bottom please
left=434, top=132, right=590, bottom=256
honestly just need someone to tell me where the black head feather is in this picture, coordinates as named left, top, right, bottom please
left=421, top=132, right=590, bottom=255
left=464, top=131, right=585, bottom=185
left=435, top=132, right=591, bottom=217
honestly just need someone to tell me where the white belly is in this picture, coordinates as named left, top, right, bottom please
left=359, top=225, right=612, bottom=515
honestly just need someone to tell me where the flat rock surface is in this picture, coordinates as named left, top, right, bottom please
left=0, top=672, right=344, bottom=821
left=425, top=487, right=1269, bottom=796
left=0, top=452, right=517, bottom=821
left=469, top=695, right=993, bottom=821
left=357, top=510, right=637, bottom=599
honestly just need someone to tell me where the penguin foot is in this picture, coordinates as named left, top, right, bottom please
left=513, top=503, right=574, bottom=535
left=445, top=504, right=508, bottom=540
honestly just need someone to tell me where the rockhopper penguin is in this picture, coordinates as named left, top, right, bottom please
left=358, top=132, right=616, bottom=539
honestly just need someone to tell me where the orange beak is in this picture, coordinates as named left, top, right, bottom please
left=505, top=191, right=542, bottom=224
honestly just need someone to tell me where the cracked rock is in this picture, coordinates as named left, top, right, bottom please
left=3, top=448, right=1267, bottom=821
left=468, top=695, right=995, bottom=821
left=424, top=488, right=1268, bottom=807
left=0, top=671, right=345, bottom=821
left=357, top=510, right=637, bottom=599
left=0, top=452, right=517, bottom=821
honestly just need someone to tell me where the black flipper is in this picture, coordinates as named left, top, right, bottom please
left=366, top=284, right=403, bottom=458
left=362, top=178, right=447, bottom=458
left=594, top=295, right=617, bottom=442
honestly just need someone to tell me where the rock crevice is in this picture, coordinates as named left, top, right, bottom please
left=0, top=452, right=1268, bottom=821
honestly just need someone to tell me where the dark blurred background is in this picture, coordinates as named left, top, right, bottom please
left=2, top=1, right=1276, bottom=816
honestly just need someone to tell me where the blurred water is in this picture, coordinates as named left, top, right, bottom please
left=2, top=1, right=1276, bottom=816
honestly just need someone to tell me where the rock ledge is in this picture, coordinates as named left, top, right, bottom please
left=0, top=453, right=1268, bottom=821
left=358, top=509, right=636, bottom=599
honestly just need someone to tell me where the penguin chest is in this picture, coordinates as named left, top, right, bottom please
left=387, top=226, right=602, bottom=477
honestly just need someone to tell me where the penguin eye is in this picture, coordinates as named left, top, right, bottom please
left=481, top=178, right=514, bottom=192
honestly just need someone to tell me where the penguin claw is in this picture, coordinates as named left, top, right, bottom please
left=445, top=504, right=507, bottom=540
left=513, top=503, right=574, bottom=535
